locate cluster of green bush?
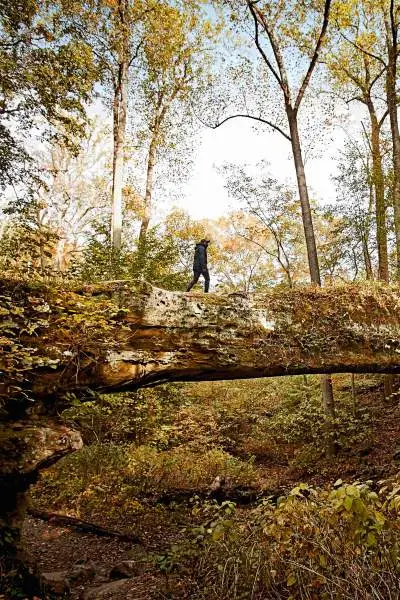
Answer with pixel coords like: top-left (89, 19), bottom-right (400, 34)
top-left (32, 374), bottom-right (387, 520)
top-left (156, 479), bottom-right (400, 599)
top-left (30, 373), bottom-right (400, 598)
top-left (61, 375), bottom-right (376, 462)
top-left (32, 443), bottom-right (258, 518)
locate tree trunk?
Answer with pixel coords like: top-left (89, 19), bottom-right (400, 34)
top-left (286, 106), bottom-right (336, 455)
top-left (286, 107), bottom-right (321, 286)
top-left (386, 43), bottom-right (400, 279)
top-left (0, 480), bottom-right (41, 597)
top-left (111, 56), bottom-right (128, 251)
top-left (367, 101), bottom-right (389, 282)
top-left (302, 374), bottom-right (311, 401)
top-left (321, 373), bottom-right (336, 457)
top-left (138, 131), bottom-right (158, 245)
top-left (362, 234), bottom-right (374, 280)
top-left (384, 373), bottom-right (394, 399)
top-left (367, 96), bottom-right (393, 395)
top-left (35, 208), bottom-right (47, 276)
top-left (351, 373), bottom-right (357, 417)
top-left (55, 237), bottom-right (66, 273)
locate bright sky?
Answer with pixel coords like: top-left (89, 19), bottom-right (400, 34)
top-left (86, 87), bottom-right (361, 225)
top-left (178, 113), bottom-right (351, 220)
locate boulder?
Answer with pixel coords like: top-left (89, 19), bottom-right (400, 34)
top-left (80, 579), bottom-right (130, 599)
top-left (69, 562), bottom-right (96, 584)
top-left (40, 571), bottom-right (70, 595)
top-left (109, 560), bottom-right (139, 579)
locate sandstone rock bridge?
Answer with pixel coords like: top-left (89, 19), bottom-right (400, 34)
top-left (3, 279), bottom-right (400, 400)
top-left (1, 279), bottom-right (400, 589)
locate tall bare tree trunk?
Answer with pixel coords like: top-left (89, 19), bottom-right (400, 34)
top-left (367, 102), bottom-right (389, 282)
top-left (287, 107), bottom-right (321, 285)
top-left (138, 97), bottom-right (173, 245)
top-left (321, 373), bottom-right (337, 456)
top-left (351, 373), bottom-right (357, 417)
top-left (381, 1), bottom-right (399, 398)
top-left (363, 180), bottom-right (375, 280)
top-left (111, 53), bottom-right (128, 251)
top-left (365, 110), bottom-right (392, 394)
top-left (387, 69), bottom-right (400, 278)
top-left (139, 133), bottom-right (158, 245)
top-left (362, 234), bottom-right (374, 280)
top-left (36, 208), bottom-right (47, 276)
top-left (55, 237), bottom-right (66, 272)
top-left (286, 106), bottom-right (336, 457)
top-left (383, 1), bottom-right (400, 279)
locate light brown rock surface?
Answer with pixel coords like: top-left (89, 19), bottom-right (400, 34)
top-left (2, 280), bottom-right (400, 404)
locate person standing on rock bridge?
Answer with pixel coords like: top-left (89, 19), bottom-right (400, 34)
top-left (186, 238), bottom-right (210, 293)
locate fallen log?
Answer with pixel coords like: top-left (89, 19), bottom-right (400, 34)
top-left (27, 507), bottom-right (140, 543)
top-left (139, 486), bottom-right (285, 506)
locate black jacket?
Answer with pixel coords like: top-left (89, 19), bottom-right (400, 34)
top-left (193, 242), bottom-right (208, 270)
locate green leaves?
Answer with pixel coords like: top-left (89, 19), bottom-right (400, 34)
top-left (0, 0), bottom-right (100, 192)
top-left (287, 572), bottom-right (297, 586)
top-left (328, 480), bottom-right (387, 549)
top-left (343, 495), bottom-right (353, 511)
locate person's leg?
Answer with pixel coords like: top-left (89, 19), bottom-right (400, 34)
top-left (203, 268), bottom-right (210, 293)
top-left (186, 270), bottom-right (201, 291)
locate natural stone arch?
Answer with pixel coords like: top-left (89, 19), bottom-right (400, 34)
top-left (1, 278), bottom-right (400, 593)
top-left (2, 280), bottom-right (400, 402)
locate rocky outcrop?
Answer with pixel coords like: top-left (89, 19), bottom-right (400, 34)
top-left (109, 560), bottom-right (140, 580)
top-left (40, 563), bottom-right (96, 596)
top-left (0, 420), bottom-right (82, 596)
top-left (0, 421), bottom-right (83, 477)
top-left (40, 571), bottom-right (71, 596)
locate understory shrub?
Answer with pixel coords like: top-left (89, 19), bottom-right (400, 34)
top-left (31, 443), bottom-right (129, 511)
top-left (157, 479), bottom-right (400, 600)
top-left (61, 384), bottom-right (188, 445)
top-left (257, 376), bottom-right (373, 467)
top-left (32, 444), bottom-right (258, 516)
top-left (61, 376), bottom-right (378, 466)
top-left (125, 446), bottom-right (259, 494)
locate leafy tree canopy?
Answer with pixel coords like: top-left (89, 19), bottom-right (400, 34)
top-left (0, 0), bottom-right (99, 193)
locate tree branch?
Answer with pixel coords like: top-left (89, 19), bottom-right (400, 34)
top-left (346, 95), bottom-right (364, 104)
top-left (390, 0), bottom-right (398, 49)
top-left (340, 31), bottom-right (387, 67)
top-left (295, 0), bottom-right (332, 111)
top-left (249, 2), bottom-right (290, 100)
top-left (246, 1), bottom-right (286, 95)
top-left (128, 39), bottom-right (144, 67)
top-left (379, 108), bottom-right (390, 129)
top-left (200, 112), bottom-right (291, 141)
top-left (361, 120), bottom-right (373, 155)
top-left (370, 65), bottom-right (387, 89)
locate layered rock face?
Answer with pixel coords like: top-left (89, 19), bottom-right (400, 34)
top-left (2, 280), bottom-right (400, 404)
top-left (0, 419), bottom-right (82, 594)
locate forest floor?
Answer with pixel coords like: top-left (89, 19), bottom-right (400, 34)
top-left (22, 379), bottom-right (400, 600)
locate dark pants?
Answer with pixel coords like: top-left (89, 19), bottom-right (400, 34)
top-left (186, 268), bottom-right (210, 292)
